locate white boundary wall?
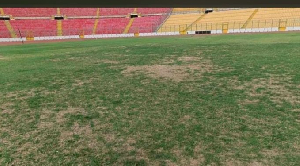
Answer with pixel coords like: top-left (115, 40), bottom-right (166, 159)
top-left (0, 27), bottom-right (299, 42)
top-left (0, 38), bottom-right (26, 42)
top-left (228, 27), bottom-right (279, 33)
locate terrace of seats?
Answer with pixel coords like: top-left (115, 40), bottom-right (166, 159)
top-left (1, 8), bottom-right (172, 17)
top-left (193, 8), bottom-right (255, 30)
top-left (95, 18), bottom-right (130, 34)
top-left (157, 13), bottom-right (203, 32)
top-left (62, 19), bottom-right (95, 35)
top-left (99, 8), bottom-right (135, 16)
top-left (129, 16), bottom-right (163, 33)
top-left (2, 8), bottom-right (300, 38)
top-left (158, 8), bottom-right (300, 32)
top-left (0, 7), bottom-right (171, 37)
top-left (10, 20), bottom-right (57, 37)
top-left (246, 8), bottom-right (300, 28)
top-left (60, 8), bottom-right (98, 17)
top-left (137, 8), bottom-right (171, 14)
top-left (0, 21), bottom-right (10, 38)
top-left (172, 8), bottom-right (203, 13)
top-left (3, 8), bottom-right (56, 17)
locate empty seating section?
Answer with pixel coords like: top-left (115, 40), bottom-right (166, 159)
top-left (194, 9), bottom-right (254, 30)
top-left (158, 13), bottom-right (203, 32)
top-left (100, 8), bottom-right (134, 16)
top-left (3, 8), bottom-right (300, 38)
top-left (60, 8), bottom-right (98, 16)
top-left (62, 19), bottom-right (95, 35)
top-left (0, 21), bottom-right (10, 38)
top-left (2, 8), bottom-right (172, 17)
top-left (10, 20), bottom-right (57, 37)
top-left (129, 16), bottom-right (163, 33)
top-left (137, 8), bottom-right (171, 14)
top-left (3, 8), bottom-right (56, 17)
top-left (172, 8), bottom-right (202, 13)
top-left (247, 8), bottom-right (300, 28)
top-left (96, 18), bottom-right (129, 34)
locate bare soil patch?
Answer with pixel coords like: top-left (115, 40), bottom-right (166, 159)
top-left (0, 102), bottom-right (14, 114)
top-left (171, 145), bottom-right (205, 166)
top-left (178, 56), bottom-right (202, 62)
top-left (241, 76), bottom-right (299, 106)
top-left (72, 77), bottom-right (98, 87)
top-left (56, 107), bottom-right (87, 123)
top-left (0, 56), bottom-right (7, 60)
top-left (122, 65), bottom-right (195, 82)
top-left (5, 89), bottom-right (36, 100)
top-left (122, 57), bottom-right (214, 82)
top-left (100, 60), bottom-right (120, 64)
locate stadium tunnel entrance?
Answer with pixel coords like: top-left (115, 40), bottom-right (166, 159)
top-left (195, 31), bottom-right (211, 34)
top-left (130, 14), bottom-right (139, 18)
top-left (0, 16), bottom-right (10, 20)
top-left (54, 16), bottom-right (64, 20)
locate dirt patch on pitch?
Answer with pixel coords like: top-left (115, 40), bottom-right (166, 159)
top-left (236, 75), bottom-right (300, 106)
top-left (122, 65), bottom-right (209, 82)
top-left (56, 107), bottom-right (87, 123)
top-left (171, 144), bottom-right (205, 166)
top-left (0, 56), bottom-right (7, 60)
top-left (100, 60), bottom-right (119, 64)
top-left (122, 58), bottom-right (214, 82)
top-left (178, 56), bottom-right (202, 62)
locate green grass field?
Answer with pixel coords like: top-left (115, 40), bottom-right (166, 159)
top-left (0, 33), bottom-right (300, 165)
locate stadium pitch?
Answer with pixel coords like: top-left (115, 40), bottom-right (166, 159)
top-left (0, 33), bottom-right (299, 165)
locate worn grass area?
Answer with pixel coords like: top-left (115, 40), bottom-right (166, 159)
top-left (0, 33), bottom-right (300, 165)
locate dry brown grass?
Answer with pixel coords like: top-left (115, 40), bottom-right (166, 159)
top-left (0, 102), bottom-right (14, 114)
top-left (56, 107), bottom-right (87, 123)
top-left (233, 75), bottom-right (300, 106)
top-left (0, 56), bottom-right (7, 60)
top-left (178, 56), bottom-right (202, 62)
top-left (100, 60), bottom-right (120, 64)
top-left (122, 64), bottom-right (212, 82)
top-left (122, 56), bottom-right (216, 82)
top-left (72, 77), bottom-right (99, 87)
top-left (170, 143), bottom-right (205, 166)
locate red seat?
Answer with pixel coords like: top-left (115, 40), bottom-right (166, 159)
top-left (10, 20), bottom-right (57, 37)
top-left (60, 8), bottom-right (98, 16)
top-left (129, 16), bottom-right (165, 33)
top-left (3, 8), bottom-right (56, 17)
top-left (137, 8), bottom-right (171, 14)
top-left (96, 18), bottom-right (130, 34)
top-left (0, 8), bottom-right (174, 38)
top-left (62, 19), bottom-right (95, 35)
top-left (99, 8), bottom-right (135, 16)
top-left (0, 21), bottom-right (11, 38)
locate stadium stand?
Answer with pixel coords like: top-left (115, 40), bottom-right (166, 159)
top-left (60, 8), bottom-right (98, 17)
top-left (3, 8), bottom-right (56, 17)
top-left (10, 20), bottom-right (57, 37)
top-left (62, 19), bottom-right (95, 35)
top-left (95, 18), bottom-right (130, 34)
top-left (2, 8), bottom-right (300, 40)
top-left (157, 13), bottom-right (203, 32)
top-left (99, 8), bottom-right (135, 16)
top-left (0, 21), bottom-right (11, 38)
top-left (137, 8), bottom-right (171, 14)
top-left (193, 8), bottom-right (255, 30)
top-left (172, 8), bottom-right (203, 13)
top-left (246, 8), bottom-right (300, 28)
top-left (129, 16), bottom-right (163, 33)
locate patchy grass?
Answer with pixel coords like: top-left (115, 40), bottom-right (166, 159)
top-left (0, 33), bottom-right (300, 165)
